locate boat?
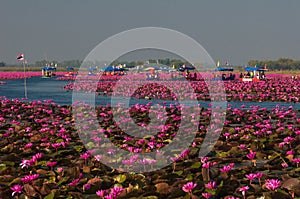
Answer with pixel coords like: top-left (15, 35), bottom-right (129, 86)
top-left (240, 67), bottom-right (267, 82)
top-left (42, 65), bottom-right (56, 78)
top-left (214, 67), bottom-right (235, 81)
top-left (64, 66), bottom-right (76, 77)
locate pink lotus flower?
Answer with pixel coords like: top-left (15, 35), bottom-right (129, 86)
top-left (94, 155), bottom-right (102, 162)
top-left (80, 152), bottom-right (91, 160)
top-left (69, 178), bottom-right (80, 187)
top-left (205, 181), bottom-right (216, 189)
top-left (20, 159), bottom-right (32, 169)
top-left (245, 173), bottom-right (256, 183)
top-left (47, 161), bottom-right (57, 167)
top-left (57, 167), bottom-right (64, 173)
top-left (292, 158), bottom-right (300, 167)
top-left (96, 189), bottom-right (107, 197)
top-left (281, 162), bottom-right (288, 168)
top-left (220, 163), bottom-right (234, 173)
top-left (21, 174), bottom-right (39, 183)
top-left (202, 192), bottom-right (212, 199)
top-left (182, 182), bottom-right (197, 194)
top-left (286, 150), bottom-right (294, 155)
top-left (238, 186), bottom-right (249, 199)
top-left (83, 183), bottom-right (91, 191)
top-left (265, 179), bottom-right (281, 191)
top-left (10, 184), bottom-right (23, 196)
top-left (24, 142), bottom-right (33, 149)
top-left (246, 150), bottom-right (256, 160)
top-left (110, 186), bottom-right (124, 197)
top-left (32, 153), bottom-right (43, 161)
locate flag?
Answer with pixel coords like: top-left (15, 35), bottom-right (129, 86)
top-left (225, 61), bottom-right (229, 66)
top-left (16, 53), bottom-right (24, 61)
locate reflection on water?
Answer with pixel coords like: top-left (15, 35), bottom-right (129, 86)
top-left (0, 76), bottom-right (299, 109)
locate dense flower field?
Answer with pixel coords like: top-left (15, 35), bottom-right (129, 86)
top-left (63, 76), bottom-right (300, 102)
top-left (0, 72), bottom-right (65, 80)
top-left (0, 98), bottom-right (299, 198)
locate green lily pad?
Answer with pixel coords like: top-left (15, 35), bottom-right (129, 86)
top-left (173, 170), bottom-right (183, 176)
top-left (44, 192), bottom-right (55, 199)
top-left (191, 162), bottom-right (201, 169)
top-left (0, 164), bottom-right (6, 171)
top-left (58, 177), bottom-right (69, 185)
top-left (3, 161), bottom-right (14, 166)
top-left (114, 174), bottom-right (126, 183)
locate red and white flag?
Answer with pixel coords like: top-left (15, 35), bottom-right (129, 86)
top-left (16, 53), bottom-right (24, 61)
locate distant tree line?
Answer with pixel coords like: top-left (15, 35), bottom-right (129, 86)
top-left (0, 62), bottom-right (6, 67)
top-left (34, 60), bottom-right (82, 68)
top-left (111, 58), bottom-right (189, 69)
top-left (5, 57), bottom-right (300, 71)
top-left (248, 58), bottom-right (300, 71)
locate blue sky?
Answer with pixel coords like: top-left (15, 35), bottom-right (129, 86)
top-left (1, 0), bottom-right (300, 65)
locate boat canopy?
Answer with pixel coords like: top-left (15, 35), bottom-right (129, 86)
top-left (244, 67), bottom-right (259, 71)
top-left (66, 66), bottom-right (74, 71)
top-left (42, 66), bottom-right (56, 71)
top-left (88, 67), bottom-right (97, 71)
top-left (245, 67), bottom-right (267, 72)
top-left (216, 67), bottom-right (234, 71)
top-left (178, 65), bottom-right (195, 72)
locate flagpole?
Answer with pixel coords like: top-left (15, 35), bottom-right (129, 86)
top-left (22, 58), bottom-right (27, 99)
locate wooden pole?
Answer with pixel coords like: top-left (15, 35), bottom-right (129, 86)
top-left (22, 58), bottom-right (27, 98)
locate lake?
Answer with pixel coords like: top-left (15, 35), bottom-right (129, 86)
top-left (0, 76), bottom-right (299, 109)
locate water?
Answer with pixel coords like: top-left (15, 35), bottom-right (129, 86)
top-left (0, 76), bottom-right (299, 109)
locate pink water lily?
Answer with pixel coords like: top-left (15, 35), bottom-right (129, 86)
top-left (10, 184), bottom-right (23, 196)
top-left (265, 179), bottom-right (281, 191)
top-left (238, 186), bottom-right (249, 199)
top-left (21, 174), bottom-right (39, 183)
top-left (182, 182), bottom-right (197, 194)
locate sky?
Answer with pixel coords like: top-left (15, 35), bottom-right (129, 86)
top-left (1, 0), bottom-right (300, 65)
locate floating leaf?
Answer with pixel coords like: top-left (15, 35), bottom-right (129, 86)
top-left (3, 161), bottom-right (14, 166)
top-left (114, 174), bottom-right (126, 183)
top-left (191, 162), bottom-right (201, 169)
top-left (217, 151), bottom-right (229, 157)
top-left (44, 192), bottom-right (54, 199)
top-left (185, 174), bottom-right (193, 181)
top-left (56, 139), bottom-right (64, 143)
top-left (58, 177), bottom-right (69, 185)
top-left (8, 177), bottom-right (20, 186)
top-left (0, 164), bottom-right (6, 171)
top-left (173, 170), bottom-right (183, 176)
top-left (86, 142), bottom-right (95, 149)
top-left (74, 145), bottom-right (84, 153)
top-left (47, 175), bottom-right (56, 183)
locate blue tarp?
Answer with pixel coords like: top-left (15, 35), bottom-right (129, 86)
top-left (88, 67), bottom-right (97, 71)
top-left (245, 67), bottom-right (267, 72)
top-left (104, 66), bottom-right (127, 72)
top-left (42, 67), bottom-right (56, 71)
top-left (104, 66), bottom-right (114, 72)
top-left (178, 65), bottom-right (195, 72)
top-left (67, 66), bottom-right (74, 71)
top-left (245, 67), bottom-right (259, 71)
top-left (216, 67), bottom-right (234, 71)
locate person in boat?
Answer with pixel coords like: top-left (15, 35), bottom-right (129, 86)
top-left (246, 71), bottom-right (250, 78)
top-left (261, 71), bottom-right (266, 80)
top-left (239, 73), bottom-right (243, 78)
top-left (193, 72), bottom-right (197, 81)
top-left (222, 74), bottom-right (226, 80)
